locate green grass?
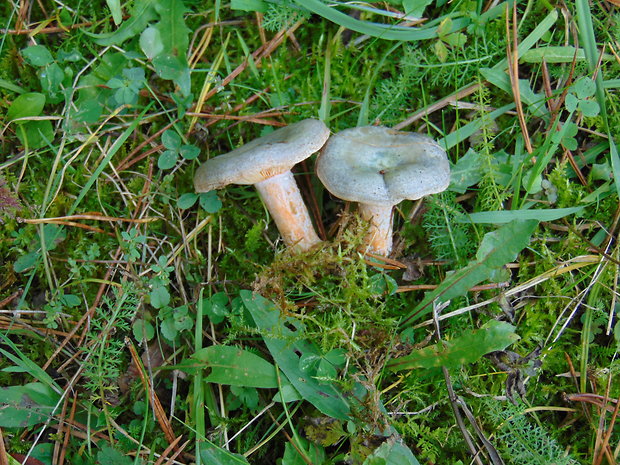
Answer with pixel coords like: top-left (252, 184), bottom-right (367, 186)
top-left (1, 0), bottom-right (620, 464)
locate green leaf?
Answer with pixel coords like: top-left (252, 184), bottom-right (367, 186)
top-left (231, 0), bottom-right (268, 12)
top-left (401, 220), bottom-right (538, 327)
top-left (177, 193), bottom-right (198, 209)
top-left (199, 443), bottom-right (250, 465)
top-left (294, 0), bottom-right (470, 41)
top-left (0, 383), bottom-right (61, 427)
top-left (105, 0), bottom-right (123, 25)
top-left (97, 445), bottom-right (133, 465)
top-left (160, 318), bottom-right (178, 341)
top-left (154, 0), bottom-right (190, 58)
top-left (162, 129), bottom-right (182, 151)
top-left (521, 46), bottom-right (586, 63)
top-left (21, 45), bottom-right (54, 67)
top-left (89, 0), bottom-right (158, 45)
top-left (480, 68), bottom-right (547, 118)
top-left (16, 120), bottom-right (55, 149)
top-left (140, 26), bottom-right (164, 60)
top-left (460, 206), bottom-right (584, 224)
top-left (241, 291), bottom-right (354, 420)
top-left (449, 149), bottom-right (484, 194)
top-left (282, 436), bottom-right (326, 465)
top-left (363, 438), bottom-right (421, 465)
top-left (13, 251), bottom-right (39, 273)
top-left (150, 286), bottom-right (170, 309)
top-left (180, 144), bottom-right (200, 160)
top-left (199, 191), bottom-right (222, 213)
top-left (133, 319), bottom-right (155, 341)
top-left (158, 150), bottom-right (178, 170)
top-left (193, 345), bottom-right (279, 388)
top-left (7, 92), bottom-right (45, 121)
top-left (0, 77), bottom-right (25, 93)
top-left (389, 321), bottom-right (519, 371)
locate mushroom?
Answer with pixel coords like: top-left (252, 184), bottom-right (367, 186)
top-left (316, 126), bottom-right (450, 256)
top-left (194, 119), bottom-right (329, 251)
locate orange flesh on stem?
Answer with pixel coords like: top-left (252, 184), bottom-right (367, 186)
top-left (255, 171), bottom-right (321, 251)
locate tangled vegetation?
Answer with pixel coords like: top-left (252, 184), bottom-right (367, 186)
top-left (1, 0), bottom-right (620, 464)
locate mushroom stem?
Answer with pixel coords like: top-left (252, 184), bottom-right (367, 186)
top-left (358, 203), bottom-right (394, 256)
top-left (254, 171), bottom-right (321, 251)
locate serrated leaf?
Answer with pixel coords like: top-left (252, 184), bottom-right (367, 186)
top-left (461, 206), bottom-right (584, 224)
top-left (241, 291), bottom-right (354, 420)
top-left (389, 320), bottom-right (519, 371)
top-left (158, 150), bottom-right (178, 170)
top-left (153, 0), bottom-right (191, 59)
top-left (21, 45), bottom-right (54, 67)
top-left (194, 345), bottom-right (279, 388)
top-left (401, 220), bottom-right (538, 327)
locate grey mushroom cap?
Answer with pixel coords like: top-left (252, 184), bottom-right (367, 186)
top-left (194, 119), bottom-right (329, 192)
top-left (316, 126), bottom-right (450, 206)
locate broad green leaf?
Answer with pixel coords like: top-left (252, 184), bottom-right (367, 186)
top-left (363, 439), bottom-right (421, 465)
top-left (389, 321), bottom-right (519, 371)
top-left (282, 436), bottom-right (326, 465)
top-left (15, 120), bottom-right (54, 149)
top-left (162, 129), bottom-right (181, 150)
top-left (521, 46), bottom-right (586, 63)
top-left (105, 0), bottom-right (123, 25)
top-left (231, 0), bottom-right (268, 12)
top-left (177, 193), bottom-right (198, 209)
top-left (158, 150), bottom-right (178, 170)
top-left (97, 445), bottom-right (133, 465)
top-left (0, 383), bottom-right (61, 427)
top-left (461, 206), bottom-right (584, 224)
top-left (449, 149), bottom-right (483, 193)
top-left (241, 291), bottom-right (354, 420)
top-left (150, 286), bottom-right (170, 309)
top-left (7, 92), bottom-right (45, 121)
top-left (89, 0), bottom-right (158, 45)
top-left (193, 345), bottom-right (279, 388)
top-left (154, 0), bottom-right (190, 59)
top-left (140, 26), bottom-right (164, 60)
top-left (133, 319), bottom-right (155, 341)
top-left (21, 45), bottom-right (54, 67)
top-left (199, 443), bottom-right (250, 465)
top-left (199, 191), bottom-right (222, 213)
top-left (13, 251), bottom-right (39, 273)
top-left (180, 144), bottom-right (200, 160)
top-left (401, 220), bottom-right (538, 327)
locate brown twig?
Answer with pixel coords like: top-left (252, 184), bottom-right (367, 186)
top-left (506, 2), bottom-right (533, 154)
